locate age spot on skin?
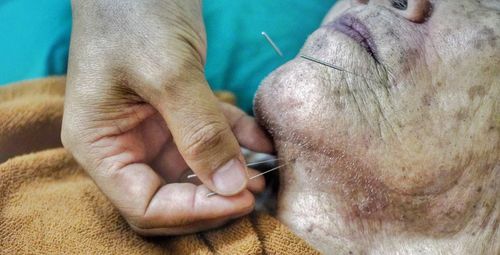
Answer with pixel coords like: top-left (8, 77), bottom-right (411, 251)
top-left (335, 101), bottom-right (346, 111)
top-left (473, 27), bottom-right (497, 50)
top-left (421, 93), bottom-right (433, 107)
top-left (306, 223), bottom-right (315, 233)
top-left (400, 48), bottom-right (420, 76)
top-left (455, 108), bottom-right (469, 122)
top-left (468, 85), bottom-right (487, 100)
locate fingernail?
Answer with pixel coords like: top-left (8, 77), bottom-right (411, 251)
top-left (212, 159), bottom-right (247, 195)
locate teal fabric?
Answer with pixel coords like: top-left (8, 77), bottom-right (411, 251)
top-left (0, 0), bottom-right (336, 113)
top-left (0, 0), bottom-right (72, 86)
top-left (203, 0), bottom-right (336, 112)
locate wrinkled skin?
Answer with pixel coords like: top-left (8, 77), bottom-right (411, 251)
top-left (63, 0), bottom-right (272, 236)
top-left (255, 0), bottom-right (499, 254)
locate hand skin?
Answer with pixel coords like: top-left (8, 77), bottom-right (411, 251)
top-left (62, 0), bottom-right (273, 235)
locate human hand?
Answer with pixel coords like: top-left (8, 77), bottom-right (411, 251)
top-left (62, 0), bottom-right (273, 235)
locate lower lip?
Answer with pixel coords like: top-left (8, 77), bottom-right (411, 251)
top-left (327, 15), bottom-right (378, 61)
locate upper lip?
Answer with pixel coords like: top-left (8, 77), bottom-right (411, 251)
top-left (326, 14), bottom-right (378, 61)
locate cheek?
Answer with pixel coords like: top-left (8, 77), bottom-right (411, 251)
top-left (365, 73), bottom-right (497, 196)
top-left (426, 1), bottom-right (500, 73)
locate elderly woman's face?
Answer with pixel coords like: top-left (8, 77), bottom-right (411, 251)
top-left (255, 0), bottom-right (498, 251)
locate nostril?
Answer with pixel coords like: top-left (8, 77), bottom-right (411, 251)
top-left (391, 0), bottom-right (408, 10)
top-left (391, 0), bottom-right (431, 23)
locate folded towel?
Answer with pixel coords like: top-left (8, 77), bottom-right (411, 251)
top-left (0, 77), bottom-right (319, 255)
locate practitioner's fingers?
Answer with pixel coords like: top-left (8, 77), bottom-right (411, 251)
top-left (177, 168), bottom-right (265, 194)
top-left (219, 103), bottom-right (274, 154)
top-left (96, 162), bottom-right (255, 236)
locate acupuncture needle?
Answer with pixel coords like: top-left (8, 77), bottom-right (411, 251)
top-left (261, 32), bottom-right (284, 57)
top-left (186, 158), bottom-right (283, 179)
top-left (261, 31), bottom-right (382, 83)
top-left (299, 55), bottom-right (382, 83)
top-left (198, 33), bottom-right (383, 198)
top-left (206, 163), bottom-right (287, 197)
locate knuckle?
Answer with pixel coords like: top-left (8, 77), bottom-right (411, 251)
top-left (138, 58), bottom-right (202, 88)
top-left (182, 121), bottom-right (229, 160)
top-left (132, 60), bottom-right (205, 105)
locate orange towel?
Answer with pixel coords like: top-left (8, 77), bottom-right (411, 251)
top-left (0, 77), bottom-right (319, 255)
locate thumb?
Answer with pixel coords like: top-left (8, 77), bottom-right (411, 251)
top-left (153, 75), bottom-right (248, 196)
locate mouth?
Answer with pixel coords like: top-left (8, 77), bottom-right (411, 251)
top-left (326, 14), bottom-right (378, 61)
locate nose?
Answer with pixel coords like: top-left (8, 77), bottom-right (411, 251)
top-left (352, 0), bottom-right (431, 23)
